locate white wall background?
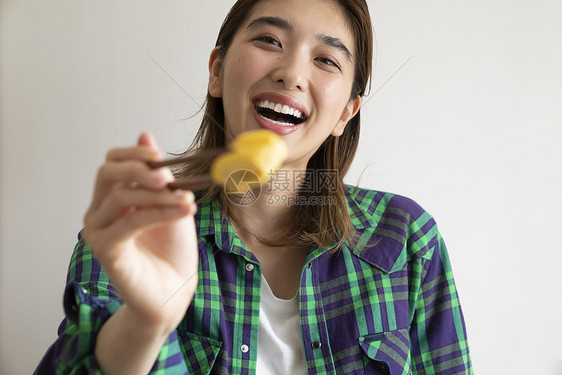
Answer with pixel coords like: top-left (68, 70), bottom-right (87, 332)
top-left (1, 0), bottom-right (561, 373)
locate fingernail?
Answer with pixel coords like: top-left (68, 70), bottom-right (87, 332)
top-left (150, 150), bottom-right (163, 160)
top-left (174, 189), bottom-right (194, 203)
top-left (174, 189), bottom-right (186, 198)
top-left (149, 170), bottom-right (165, 184)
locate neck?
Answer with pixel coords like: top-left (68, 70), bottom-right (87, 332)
top-left (225, 168), bottom-right (303, 242)
top-left (227, 191), bottom-right (298, 241)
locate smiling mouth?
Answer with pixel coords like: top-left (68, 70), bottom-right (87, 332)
top-left (255, 100), bottom-right (307, 126)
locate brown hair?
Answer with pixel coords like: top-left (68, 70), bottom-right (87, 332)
top-left (176, 0), bottom-right (373, 252)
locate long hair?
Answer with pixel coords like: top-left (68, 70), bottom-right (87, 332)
top-left (176, 0), bottom-right (373, 252)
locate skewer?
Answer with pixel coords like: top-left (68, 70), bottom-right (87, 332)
top-left (167, 175), bottom-right (215, 191)
top-left (146, 148), bottom-right (224, 169)
top-left (146, 148), bottom-right (223, 191)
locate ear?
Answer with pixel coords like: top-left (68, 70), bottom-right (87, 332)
top-left (332, 96), bottom-right (361, 137)
top-left (208, 46), bottom-right (223, 98)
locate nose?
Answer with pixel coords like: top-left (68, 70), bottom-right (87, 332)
top-left (271, 51), bottom-right (309, 91)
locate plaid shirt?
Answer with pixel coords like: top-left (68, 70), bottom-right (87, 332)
top-left (36, 186), bottom-right (472, 374)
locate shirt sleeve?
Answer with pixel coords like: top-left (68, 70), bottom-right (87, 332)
top-left (409, 232), bottom-right (473, 374)
top-left (35, 233), bottom-right (190, 374)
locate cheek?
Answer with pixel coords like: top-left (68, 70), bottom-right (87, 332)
top-left (223, 51), bottom-right (270, 92)
top-left (315, 77), bottom-right (353, 117)
top-left (221, 57), bottom-right (252, 113)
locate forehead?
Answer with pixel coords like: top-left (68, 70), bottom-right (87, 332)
top-left (243, 0), bottom-right (354, 44)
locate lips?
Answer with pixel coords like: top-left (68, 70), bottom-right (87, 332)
top-left (252, 93), bottom-right (308, 135)
top-left (255, 100), bottom-right (306, 125)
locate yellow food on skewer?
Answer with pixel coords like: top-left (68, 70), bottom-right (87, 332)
top-left (211, 130), bottom-right (287, 192)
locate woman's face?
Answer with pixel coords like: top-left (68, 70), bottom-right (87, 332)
top-left (209, 0), bottom-right (360, 169)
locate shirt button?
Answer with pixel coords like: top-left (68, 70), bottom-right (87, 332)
top-left (306, 262), bottom-right (312, 269)
top-left (80, 285), bottom-right (88, 294)
top-left (240, 344), bottom-right (249, 353)
top-left (312, 341), bottom-right (321, 349)
top-left (246, 263), bottom-right (254, 272)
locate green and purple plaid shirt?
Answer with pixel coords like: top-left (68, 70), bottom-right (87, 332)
top-left (37, 186), bottom-right (472, 374)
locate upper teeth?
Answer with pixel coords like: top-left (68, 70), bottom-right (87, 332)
top-left (256, 100), bottom-right (304, 119)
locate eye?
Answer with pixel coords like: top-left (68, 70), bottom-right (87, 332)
top-left (315, 57), bottom-right (342, 71)
top-left (253, 35), bottom-right (282, 48)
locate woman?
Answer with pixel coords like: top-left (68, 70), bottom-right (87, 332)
top-left (36, 0), bottom-right (472, 374)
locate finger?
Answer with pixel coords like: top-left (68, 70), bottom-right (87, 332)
top-left (103, 203), bottom-right (197, 245)
top-left (136, 132), bottom-right (175, 180)
top-left (138, 132), bottom-right (159, 150)
top-left (87, 188), bottom-right (195, 229)
top-left (106, 146), bottom-right (163, 163)
top-left (90, 161), bottom-right (173, 211)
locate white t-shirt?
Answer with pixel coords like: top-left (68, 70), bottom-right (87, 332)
top-left (256, 275), bottom-right (307, 375)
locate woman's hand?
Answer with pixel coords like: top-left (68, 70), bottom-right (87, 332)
top-left (82, 132), bottom-right (199, 332)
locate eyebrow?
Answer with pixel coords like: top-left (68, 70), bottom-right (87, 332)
top-left (247, 16), bottom-right (353, 63)
top-left (317, 33), bottom-right (352, 63)
top-left (247, 16), bottom-right (294, 32)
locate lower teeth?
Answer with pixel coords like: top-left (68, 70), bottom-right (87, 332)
top-left (260, 114), bottom-right (297, 126)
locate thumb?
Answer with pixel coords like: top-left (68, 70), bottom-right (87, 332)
top-left (138, 132), bottom-right (174, 180)
top-left (138, 132), bottom-right (159, 150)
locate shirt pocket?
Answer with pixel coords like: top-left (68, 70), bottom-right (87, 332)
top-left (177, 330), bottom-right (222, 375)
top-left (359, 328), bottom-right (411, 375)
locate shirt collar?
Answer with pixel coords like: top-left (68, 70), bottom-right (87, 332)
top-left (342, 186), bottom-right (400, 273)
top-left (195, 187), bottom-right (410, 273)
top-left (195, 196), bottom-right (255, 260)
top-left (344, 186), bottom-right (431, 274)
top-left (344, 186), bottom-right (380, 230)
